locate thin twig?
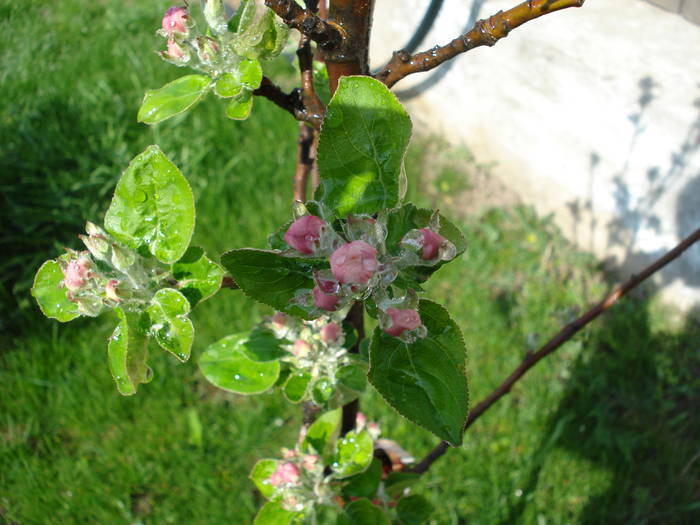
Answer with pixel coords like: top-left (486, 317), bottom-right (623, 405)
top-left (375, 0), bottom-right (585, 88)
top-left (293, 123), bottom-right (314, 202)
top-left (265, 0), bottom-right (343, 50)
top-left (341, 301), bottom-right (365, 435)
top-left (253, 77), bottom-right (322, 128)
top-left (408, 226), bottom-right (700, 474)
top-left (297, 34), bottom-right (326, 125)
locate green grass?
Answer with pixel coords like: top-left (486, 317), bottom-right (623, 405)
top-left (2, 1), bottom-right (700, 523)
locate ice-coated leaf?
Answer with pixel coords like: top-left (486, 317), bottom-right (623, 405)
top-left (249, 459), bottom-right (278, 499)
top-left (239, 58), bottom-right (263, 90)
top-left (396, 495), bottom-right (434, 525)
top-left (199, 333), bottom-right (280, 395)
top-left (107, 308), bottom-right (151, 396)
top-left (337, 499), bottom-right (389, 525)
top-left (342, 458), bottom-right (382, 499)
top-left (31, 260), bottom-right (79, 322)
top-left (368, 300), bottom-right (469, 446)
top-left (242, 326), bottom-right (289, 362)
top-left (137, 75), bottom-right (211, 124)
top-left (253, 501), bottom-right (300, 525)
top-left (220, 248), bottom-right (317, 319)
top-left (226, 90), bottom-right (253, 120)
top-left (171, 246), bottom-right (224, 308)
top-left (104, 145), bottom-right (195, 264)
top-left (214, 72), bottom-right (243, 98)
top-left (303, 408), bottom-right (341, 456)
top-left (228, 0), bottom-right (256, 33)
top-left (315, 76), bottom-right (412, 217)
top-left (284, 371), bottom-right (311, 403)
top-left (336, 362), bottom-right (367, 393)
top-left (146, 288), bottom-right (194, 362)
top-left (331, 430), bottom-right (373, 478)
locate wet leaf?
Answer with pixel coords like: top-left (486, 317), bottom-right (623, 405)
top-left (31, 259), bottom-right (79, 322)
top-left (332, 430), bottom-right (373, 478)
top-left (146, 288), bottom-right (194, 362)
top-left (138, 75), bottom-right (211, 124)
top-left (107, 308), bottom-right (150, 396)
top-left (171, 246), bottom-right (224, 308)
top-left (337, 499), bottom-right (389, 525)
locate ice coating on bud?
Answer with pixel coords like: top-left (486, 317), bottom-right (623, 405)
top-left (320, 322), bottom-right (341, 343)
top-left (284, 215), bottom-right (325, 255)
top-left (268, 462), bottom-right (300, 487)
top-left (313, 286), bottom-right (338, 311)
top-left (105, 280), bottom-right (121, 303)
top-left (161, 6), bottom-right (189, 36)
top-left (272, 312), bottom-right (288, 329)
top-left (419, 228), bottom-right (447, 260)
top-left (110, 243), bottom-right (135, 272)
top-left (203, 0), bottom-right (227, 34)
top-left (292, 340), bottom-right (311, 358)
top-left (63, 256), bottom-right (91, 292)
top-left (384, 308), bottom-right (422, 337)
top-left (196, 36), bottom-right (219, 64)
top-left (167, 39), bottom-right (185, 59)
top-left (330, 240), bottom-right (378, 285)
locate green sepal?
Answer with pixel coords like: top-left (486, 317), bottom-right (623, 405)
top-left (220, 248), bottom-right (319, 319)
top-left (171, 246), bottom-right (225, 308)
top-left (199, 333), bottom-right (281, 395)
top-left (107, 308), bottom-right (151, 396)
top-left (137, 75), bottom-right (211, 124)
top-left (315, 76), bottom-right (412, 217)
top-left (31, 259), bottom-right (80, 322)
top-left (368, 300), bottom-right (469, 446)
top-left (104, 145), bottom-right (195, 264)
top-left (331, 430), bottom-right (373, 479)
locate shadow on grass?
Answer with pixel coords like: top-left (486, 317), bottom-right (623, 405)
top-left (502, 300), bottom-right (700, 524)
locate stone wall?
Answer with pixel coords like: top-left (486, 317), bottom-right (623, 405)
top-left (646, 0), bottom-right (700, 24)
top-left (369, 0), bottom-right (700, 310)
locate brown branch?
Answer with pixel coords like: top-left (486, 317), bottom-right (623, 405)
top-left (293, 123), bottom-right (315, 202)
top-left (253, 77), bottom-right (322, 129)
top-left (265, 0), bottom-right (343, 50)
top-left (408, 225), bottom-right (700, 474)
top-left (341, 301), bottom-right (365, 435)
top-left (324, 0), bottom-right (375, 87)
top-left (375, 0), bottom-right (585, 88)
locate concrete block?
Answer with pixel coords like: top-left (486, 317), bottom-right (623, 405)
top-left (646, 0), bottom-right (683, 12)
top-left (682, 1), bottom-right (700, 24)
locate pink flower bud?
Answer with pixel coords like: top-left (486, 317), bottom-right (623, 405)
top-left (355, 412), bottom-right (366, 430)
top-left (271, 312), bottom-right (287, 329)
top-left (320, 322), bottom-right (341, 343)
top-left (105, 280), bottom-right (121, 303)
top-left (292, 340), bottom-right (311, 358)
top-left (313, 286), bottom-right (339, 311)
top-left (418, 228), bottom-right (447, 260)
top-left (167, 39), bottom-right (185, 59)
top-left (268, 462), bottom-right (300, 487)
top-left (330, 241), bottom-right (378, 285)
top-left (161, 6), bottom-right (188, 36)
top-left (282, 448), bottom-right (297, 459)
top-left (384, 308), bottom-right (422, 337)
top-left (63, 256), bottom-right (91, 292)
top-left (284, 215), bottom-right (325, 255)
top-left (301, 454), bottom-right (319, 472)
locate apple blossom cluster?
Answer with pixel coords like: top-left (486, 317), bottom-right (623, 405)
top-left (58, 222), bottom-right (167, 316)
top-left (157, 1), bottom-right (286, 75)
top-left (280, 210), bottom-right (456, 341)
top-left (261, 448), bottom-right (330, 513)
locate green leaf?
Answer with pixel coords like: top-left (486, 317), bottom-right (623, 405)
top-left (337, 499), bottom-right (389, 525)
top-left (284, 371), bottom-right (311, 403)
top-left (199, 333), bottom-right (281, 395)
top-left (138, 75), bottom-right (211, 124)
top-left (332, 430), bottom-right (373, 478)
top-left (342, 458), bottom-right (382, 499)
top-left (171, 246), bottom-right (225, 308)
top-left (31, 260), bottom-right (79, 322)
top-left (315, 76), bottom-right (412, 217)
top-left (384, 471), bottom-right (421, 498)
top-left (214, 72), bottom-right (243, 98)
top-left (239, 58), bottom-right (263, 90)
top-left (146, 288), bottom-right (194, 362)
top-left (242, 326), bottom-right (289, 362)
top-left (220, 248), bottom-right (317, 318)
top-left (303, 408), bottom-right (341, 456)
top-left (368, 300), bottom-right (469, 446)
top-left (336, 362), bottom-right (367, 393)
top-left (249, 459), bottom-right (278, 499)
top-left (228, 0), bottom-right (256, 33)
top-left (107, 308), bottom-right (151, 396)
top-left (396, 495), bottom-right (434, 525)
top-left (253, 501), bottom-right (300, 525)
top-left (311, 377), bottom-right (334, 405)
top-left (226, 90), bottom-right (253, 120)
top-left (104, 145), bottom-right (195, 264)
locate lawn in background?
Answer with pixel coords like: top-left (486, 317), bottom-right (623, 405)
top-left (2, 1), bottom-right (699, 523)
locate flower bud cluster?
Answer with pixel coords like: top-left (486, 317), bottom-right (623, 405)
top-left (268, 313), bottom-right (351, 397)
top-left (262, 447), bottom-right (331, 513)
top-left (59, 222), bottom-right (168, 316)
top-left (280, 208), bottom-right (456, 342)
